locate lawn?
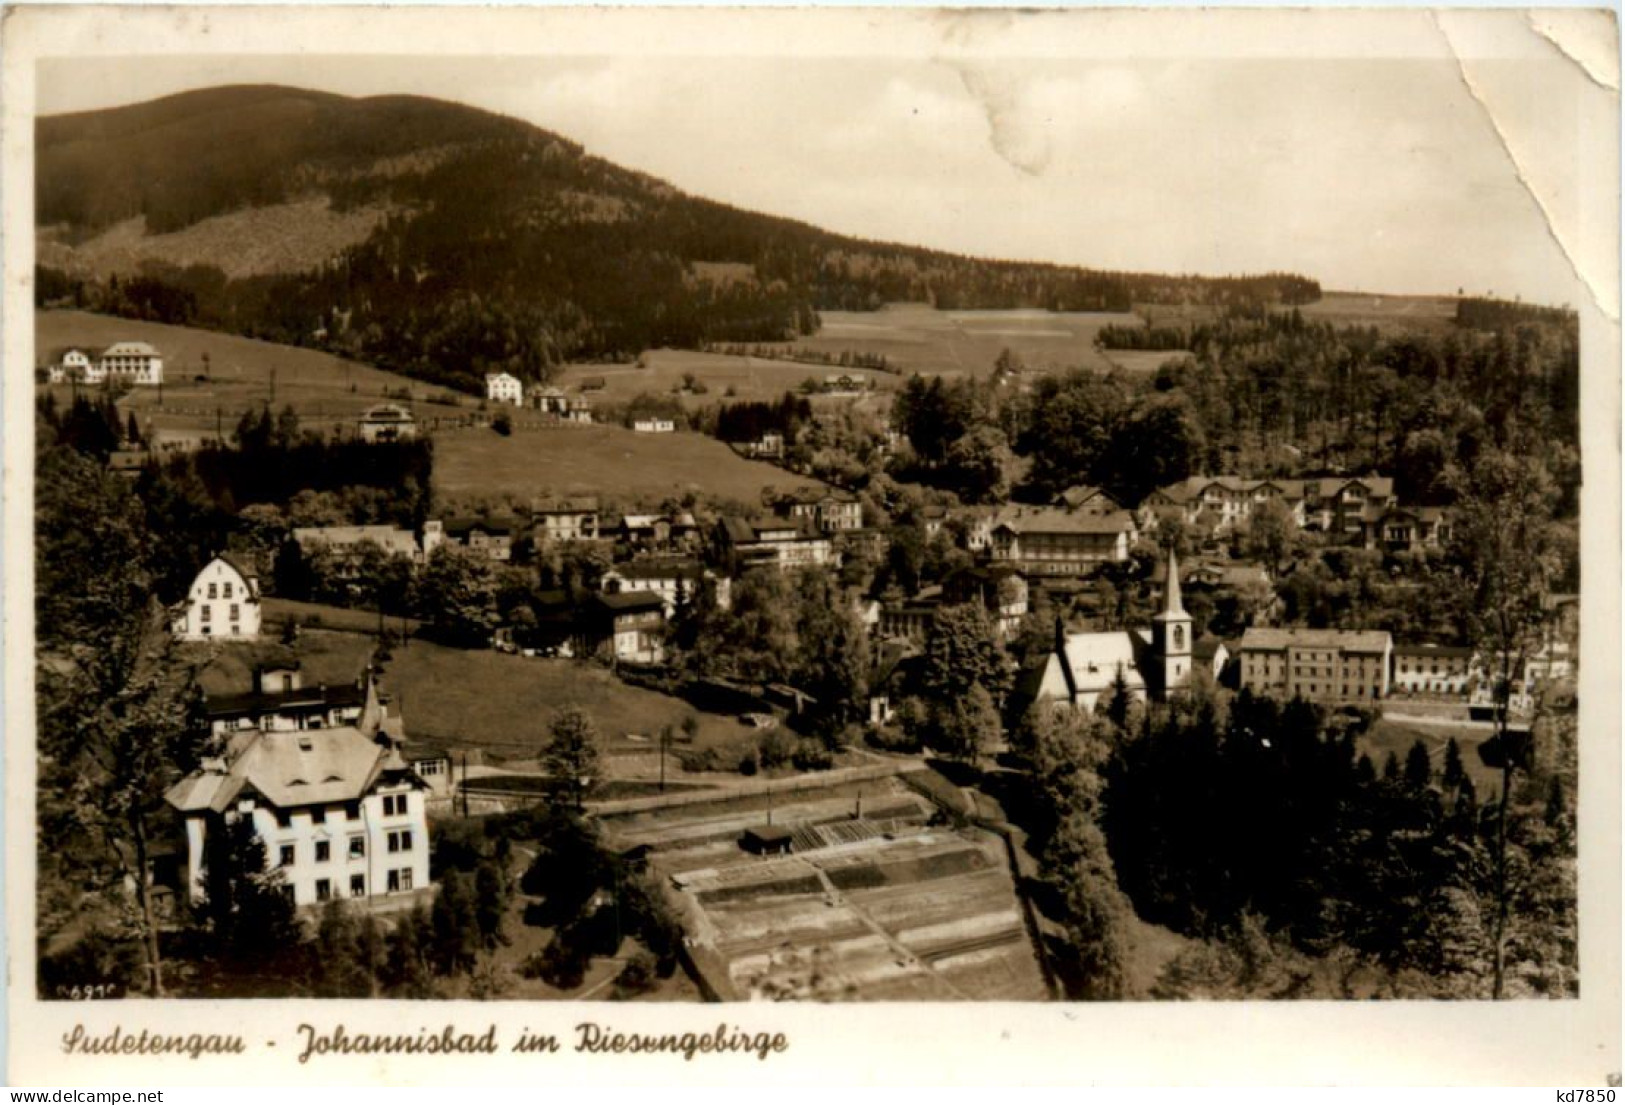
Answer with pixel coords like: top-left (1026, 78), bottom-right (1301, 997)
top-left (432, 422), bottom-right (821, 506)
top-left (36, 309), bottom-right (458, 438)
top-left (376, 640), bottom-right (752, 762)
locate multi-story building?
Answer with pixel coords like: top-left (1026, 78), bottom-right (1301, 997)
top-left (485, 372), bottom-right (524, 406)
top-left (1391, 643), bottom-right (1474, 696)
top-left (46, 348), bottom-right (96, 384)
top-left (717, 516), bottom-right (834, 571)
top-left (532, 496), bottom-right (601, 543)
top-left (632, 418), bottom-right (676, 434)
top-left (167, 724), bottom-right (431, 909)
top-left (1236, 627), bottom-right (1393, 703)
top-left (173, 555), bottom-right (262, 640)
top-left (775, 487), bottom-right (863, 533)
top-left (442, 517), bottom-right (517, 561)
top-left (601, 558), bottom-right (731, 617)
top-left (1361, 505), bottom-right (1455, 554)
top-left (581, 592), bottom-right (668, 664)
top-left (617, 511), bottom-right (700, 551)
top-left (98, 341), bottom-right (164, 386)
top-left (988, 507), bottom-right (1135, 577)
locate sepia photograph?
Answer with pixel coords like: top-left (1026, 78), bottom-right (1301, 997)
top-left (3, 3), bottom-right (1620, 1087)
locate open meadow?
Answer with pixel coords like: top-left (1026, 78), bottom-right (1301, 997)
top-left (796, 303), bottom-right (1138, 377)
top-left (432, 422), bottom-right (820, 506)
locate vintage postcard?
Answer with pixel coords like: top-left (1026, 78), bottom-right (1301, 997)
top-left (3, 4), bottom-right (1620, 1087)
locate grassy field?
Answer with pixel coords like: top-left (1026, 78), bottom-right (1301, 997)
top-left (432, 422), bottom-right (820, 506)
top-left (1295, 291), bottom-right (1459, 333)
top-left (35, 310), bottom-right (462, 438)
top-left (377, 640), bottom-right (754, 761)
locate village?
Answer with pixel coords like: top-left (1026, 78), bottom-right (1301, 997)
top-left (35, 298), bottom-right (1580, 1003)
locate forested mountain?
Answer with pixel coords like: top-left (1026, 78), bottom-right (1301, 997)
top-left (37, 85), bottom-right (1320, 392)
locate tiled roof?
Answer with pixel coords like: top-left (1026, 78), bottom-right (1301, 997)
top-left (204, 680), bottom-right (367, 719)
top-left (993, 507), bottom-right (1136, 536)
top-left (101, 341), bottom-right (160, 357)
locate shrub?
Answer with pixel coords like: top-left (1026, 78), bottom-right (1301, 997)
top-left (613, 951), bottom-right (657, 999)
top-left (738, 754), bottom-right (759, 777)
top-left (790, 739), bottom-right (834, 771)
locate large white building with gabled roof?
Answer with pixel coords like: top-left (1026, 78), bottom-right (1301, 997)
top-left (167, 721), bottom-right (432, 909)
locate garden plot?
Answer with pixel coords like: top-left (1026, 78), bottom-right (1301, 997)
top-left (631, 786), bottom-right (1048, 1001)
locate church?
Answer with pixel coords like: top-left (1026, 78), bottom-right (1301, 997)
top-left (1020, 547), bottom-right (1204, 713)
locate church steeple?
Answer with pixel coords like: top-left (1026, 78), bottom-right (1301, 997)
top-left (1159, 545), bottom-right (1187, 620)
top-left (1152, 543), bottom-right (1191, 698)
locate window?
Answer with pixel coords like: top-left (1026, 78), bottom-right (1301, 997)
top-left (316, 879), bottom-right (331, 902)
top-left (387, 869), bottom-right (400, 892)
top-left (223, 582), bottom-right (233, 599)
top-left (274, 809), bottom-right (291, 829)
top-left (399, 868), bottom-right (414, 891)
top-left (311, 807), bottom-right (326, 825)
top-left (279, 844), bottom-right (295, 867)
top-left (350, 875), bottom-right (366, 898)
top-left (388, 830), bottom-right (413, 853)
top-left (229, 604), bottom-right (240, 622)
top-left (345, 802), bottom-right (360, 821)
top-left (349, 835), bottom-right (365, 859)
top-left (208, 583), bottom-right (218, 599)
top-left (200, 605), bottom-right (211, 623)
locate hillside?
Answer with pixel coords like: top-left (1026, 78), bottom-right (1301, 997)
top-left (37, 85), bottom-right (1322, 394)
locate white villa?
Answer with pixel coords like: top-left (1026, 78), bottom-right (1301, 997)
top-left (485, 372), bottom-right (524, 406)
top-left (172, 555), bottom-right (261, 641)
top-left (47, 343), bottom-right (163, 386)
top-left (166, 723), bottom-right (432, 908)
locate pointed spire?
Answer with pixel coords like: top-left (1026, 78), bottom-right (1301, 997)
top-left (1159, 543), bottom-right (1187, 619)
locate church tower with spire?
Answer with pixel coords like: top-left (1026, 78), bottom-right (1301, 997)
top-left (1151, 544), bottom-right (1193, 698)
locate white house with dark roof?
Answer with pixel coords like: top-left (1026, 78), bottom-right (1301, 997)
top-left (532, 496), bottom-right (601, 542)
top-left (173, 555), bottom-right (261, 640)
top-left (357, 402), bottom-right (417, 443)
top-left (166, 724), bottom-right (431, 908)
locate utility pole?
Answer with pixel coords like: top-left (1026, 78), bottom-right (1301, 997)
top-left (658, 725), bottom-right (670, 794)
top-left (461, 752), bottom-right (469, 819)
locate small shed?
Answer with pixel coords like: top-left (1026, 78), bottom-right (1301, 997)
top-left (741, 824), bottom-right (794, 856)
